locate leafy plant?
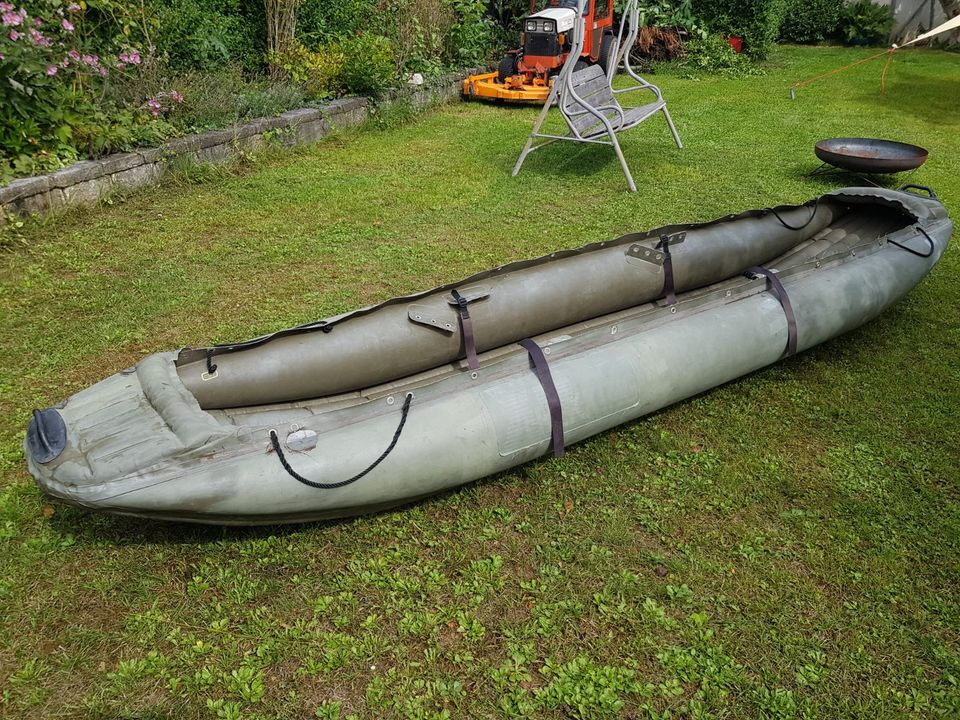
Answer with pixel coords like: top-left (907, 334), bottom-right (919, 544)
top-left (779, 0), bottom-right (841, 43)
top-left (334, 32), bottom-right (395, 95)
top-left (267, 39), bottom-right (344, 99)
top-left (672, 32), bottom-right (764, 76)
top-left (691, 0), bottom-right (786, 58)
top-left (837, 0), bottom-right (894, 45)
top-left (0, 1), bottom-right (175, 182)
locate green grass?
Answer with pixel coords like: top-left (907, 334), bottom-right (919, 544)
top-left (1, 45), bottom-right (959, 719)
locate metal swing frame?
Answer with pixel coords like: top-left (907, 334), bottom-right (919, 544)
top-left (511, 0), bottom-right (682, 192)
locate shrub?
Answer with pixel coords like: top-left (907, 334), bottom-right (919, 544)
top-left (674, 32), bottom-right (765, 76)
top-left (267, 40), bottom-right (344, 99)
top-left (335, 33), bottom-right (395, 95)
top-left (691, 0), bottom-right (786, 58)
top-left (837, 0), bottom-right (894, 45)
top-left (147, 0), bottom-right (262, 73)
top-left (779, 0), bottom-right (841, 43)
top-left (637, 0), bottom-right (706, 35)
top-left (298, 0), bottom-right (377, 46)
top-left (448, 0), bottom-right (496, 67)
top-left (0, 2), bottom-right (171, 182)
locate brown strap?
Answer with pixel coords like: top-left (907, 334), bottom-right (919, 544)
top-left (657, 234), bottom-right (677, 305)
top-left (519, 338), bottom-right (565, 458)
top-left (746, 266), bottom-right (797, 357)
top-left (451, 289), bottom-right (480, 371)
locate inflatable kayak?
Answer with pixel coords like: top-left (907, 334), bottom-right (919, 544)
top-left (25, 186), bottom-right (951, 525)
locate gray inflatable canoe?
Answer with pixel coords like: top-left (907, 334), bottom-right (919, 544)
top-left (25, 187), bottom-right (951, 525)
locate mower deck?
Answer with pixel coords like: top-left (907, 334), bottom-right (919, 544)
top-left (463, 71), bottom-right (552, 104)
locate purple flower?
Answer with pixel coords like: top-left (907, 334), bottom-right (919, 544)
top-left (32, 16), bottom-right (41, 26)
top-left (46, 64), bottom-right (57, 75)
top-left (0, 3), bottom-right (13, 12)
top-left (61, 18), bottom-right (73, 31)
top-left (2, 10), bottom-right (23, 26)
top-left (81, 53), bottom-right (98, 67)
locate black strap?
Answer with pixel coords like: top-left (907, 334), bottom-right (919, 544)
top-left (451, 289), bottom-right (480, 371)
top-left (746, 266), bottom-right (797, 357)
top-left (268, 393), bottom-right (413, 489)
top-left (657, 234), bottom-right (677, 305)
top-left (518, 338), bottom-right (565, 458)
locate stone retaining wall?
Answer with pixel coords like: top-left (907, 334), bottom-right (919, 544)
top-left (1, 68), bottom-right (478, 219)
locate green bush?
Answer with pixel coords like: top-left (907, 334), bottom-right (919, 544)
top-left (298, 0), bottom-right (378, 46)
top-left (147, 0), bottom-right (263, 72)
top-left (674, 33), bottom-right (765, 76)
top-left (779, 0), bottom-right (841, 43)
top-left (335, 33), bottom-right (396, 95)
top-left (448, 0), bottom-right (496, 67)
top-left (266, 40), bottom-right (344, 99)
top-left (837, 0), bottom-right (894, 45)
top-left (691, 0), bottom-right (786, 58)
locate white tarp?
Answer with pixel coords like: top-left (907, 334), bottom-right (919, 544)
top-left (899, 14), bottom-right (960, 45)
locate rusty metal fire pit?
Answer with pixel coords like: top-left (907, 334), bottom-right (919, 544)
top-left (811, 138), bottom-right (928, 185)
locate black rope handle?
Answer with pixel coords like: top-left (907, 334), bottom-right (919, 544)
top-left (766, 196), bottom-right (821, 232)
top-left (887, 226), bottom-right (935, 258)
top-left (205, 348), bottom-right (217, 375)
top-left (268, 393), bottom-right (414, 489)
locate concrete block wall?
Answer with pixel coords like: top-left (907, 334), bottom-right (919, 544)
top-left (1, 69), bottom-right (478, 220)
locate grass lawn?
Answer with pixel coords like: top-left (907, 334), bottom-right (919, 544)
top-left (1, 45), bottom-right (958, 719)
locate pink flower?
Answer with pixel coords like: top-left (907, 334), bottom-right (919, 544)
top-left (46, 64), bottom-right (57, 75)
top-left (81, 53), bottom-right (98, 67)
top-left (0, 3), bottom-right (13, 12)
top-left (32, 16), bottom-right (41, 26)
top-left (67, 2), bottom-right (81, 12)
top-left (170, 90), bottom-right (184, 103)
top-left (68, 49), bottom-right (79, 60)
top-left (2, 10), bottom-right (23, 26)
top-left (28, 27), bottom-right (51, 46)
top-left (60, 56), bottom-right (69, 67)
top-left (8, 29), bottom-right (19, 40)
top-left (98, 66), bottom-right (107, 77)
top-left (117, 61), bottom-right (125, 69)
top-left (61, 18), bottom-right (73, 31)
top-left (118, 50), bottom-right (141, 65)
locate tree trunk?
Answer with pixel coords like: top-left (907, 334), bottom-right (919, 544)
top-left (265, 0), bottom-right (299, 76)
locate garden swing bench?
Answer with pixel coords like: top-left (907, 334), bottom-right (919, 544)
top-left (512, 0), bottom-right (683, 192)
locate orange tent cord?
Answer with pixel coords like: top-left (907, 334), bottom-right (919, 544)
top-left (790, 48), bottom-right (896, 98)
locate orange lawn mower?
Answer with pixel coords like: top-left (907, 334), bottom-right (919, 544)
top-left (463, 0), bottom-right (617, 104)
